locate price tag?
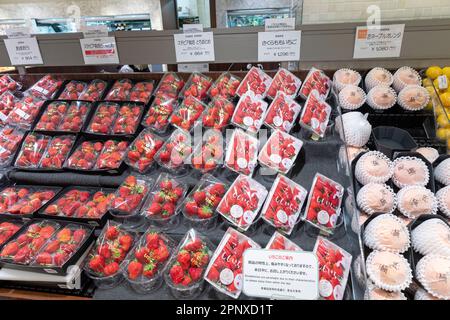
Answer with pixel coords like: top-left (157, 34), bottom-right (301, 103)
top-left (242, 249), bottom-right (319, 300)
top-left (173, 32), bottom-right (215, 63)
top-left (257, 31), bottom-right (301, 62)
top-left (4, 37), bottom-right (43, 65)
top-left (80, 37), bottom-right (120, 65)
top-left (183, 24), bottom-right (204, 33)
top-left (353, 24), bottom-right (405, 59)
top-left (6, 27), bottom-right (31, 39)
top-left (81, 25), bottom-right (108, 38)
top-left (438, 75), bottom-right (448, 90)
top-left (265, 18), bottom-right (295, 31)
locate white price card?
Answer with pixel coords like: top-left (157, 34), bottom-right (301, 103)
top-left (183, 24), bottom-right (204, 33)
top-left (242, 249), bottom-right (319, 300)
top-left (4, 37), bottom-right (43, 65)
top-left (265, 18), bottom-right (295, 31)
top-left (258, 31), bottom-right (301, 62)
top-left (81, 25), bottom-right (109, 38)
top-left (174, 32), bottom-right (215, 63)
top-left (6, 27), bottom-right (31, 39)
top-left (353, 24), bottom-right (405, 59)
top-left (80, 37), bottom-right (120, 65)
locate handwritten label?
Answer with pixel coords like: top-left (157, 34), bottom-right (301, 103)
top-left (258, 31), bottom-right (301, 62)
top-left (353, 24), bottom-right (405, 59)
top-left (80, 37), bottom-right (119, 64)
top-left (174, 32), bottom-right (215, 63)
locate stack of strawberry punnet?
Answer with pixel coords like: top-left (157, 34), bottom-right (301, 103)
top-left (267, 68), bottom-right (302, 100)
top-left (224, 129), bottom-right (259, 176)
top-left (264, 91), bottom-right (301, 133)
top-left (231, 92), bottom-right (268, 133)
top-left (7, 96), bottom-right (44, 129)
top-left (125, 128), bottom-right (164, 173)
top-left (299, 89), bottom-right (333, 138)
top-left (0, 186), bottom-right (58, 217)
top-left (236, 66), bottom-right (272, 99)
top-left (58, 81), bottom-right (86, 100)
top-left (0, 91), bottom-right (18, 125)
top-left (111, 175), bottom-right (152, 217)
top-left (27, 75), bottom-right (63, 100)
top-left (299, 67), bottom-right (331, 100)
top-left (0, 75), bottom-right (21, 95)
top-left (208, 72), bottom-right (241, 100)
top-left (79, 79), bottom-right (107, 101)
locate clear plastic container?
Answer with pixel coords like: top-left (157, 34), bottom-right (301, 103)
top-left (208, 72), bottom-right (241, 100)
top-left (267, 68), bottom-right (302, 100)
top-left (125, 128), bottom-right (164, 173)
top-left (14, 133), bottom-right (51, 169)
top-left (0, 186), bottom-right (59, 216)
top-left (0, 75), bottom-right (21, 94)
top-left (112, 103), bottom-right (143, 135)
top-left (261, 175), bottom-right (308, 235)
top-left (64, 140), bottom-right (103, 171)
top-left (299, 89), bottom-right (332, 138)
top-left (265, 231), bottom-right (302, 251)
top-left (264, 91), bottom-right (301, 133)
top-left (164, 228), bottom-right (213, 299)
top-left (129, 81), bottom-right (154, 104)
top-left (216, 174), bottom-right (268, 231)
top-left (110, 175), bottom-right (153, 217)
top-left (0, 126), bottom-right (25, 168)
top-left (0, 220), bottom-right (23, 247)
top-left (85, 102), bottom-right (119, 135)
top-left (0, 91), bottom-right (18, 125)
top-left (299, 67), bottom-right (331, 100)
top-left (35, 101), bottom-right (69, 131)
top-left (224, 129), bottom-right (259, 176)
top-left (79, 79), bottom-right (107, 101)
top-left (179, 72), bottom-right (213, 101)
top-left (231, 92), bottom-right (268, 133)
top-left (94, 140), bottom-right (129, 170)
top-left (41, 188), bottom-right (94, 217)
top-left (141, 96), bottom-right (177, 133)
top-left (39, 135), bottom-right (76, 169)
top-left (236, 67), bottom-right (272, 99)
top-left (190, 129), bottom-right (223, 173)
top-left (170, 96), bottom-right (207, 132)
top-left (105, 79), bottom-right (133, 101)
top-left (58, 80), bottom-right (87, 100)
top-left (153, 72), bottom-right (184, 100)
top-left (154, 129), bottom-right (192, 173)
top-left (56, 101), bottom-right (91, 132)
top-left (179, 174), bottom-right (226, 230)
top-left (7, 96), bottom-right (44, 129)
top-left (27, 75), bottom-right (63, 99)
top-left (202, 96), bottom-right (235, 130)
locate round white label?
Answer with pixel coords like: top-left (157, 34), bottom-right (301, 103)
top-left (243, 116), bottom-right (254, 127)
top-left (234, 273), bottom-right (243, 290)
top-left (310, 118), bottom-right (320, 130)
top-left (283, 121), bottom-right (292, 131)
top-left (269, 154), bottom-right (282, 164)
top-left (254, 119), bottom-right (262, 128)
top-left (237, 158), bottom-right (248, 169)
top-left (333, 284), bottom-right (343, 300)
top-left (276, 210), bottom-right (288, 224)
top-left (329, 214), bottom-right (337, 227)
top-left (288, 214), bottom-right (297, 228)
top-left (317, 210), bottom-right (330, 225)
top-left (281, 158), bottom-right (293, 169)
top-left (319, 279), bottom-right (333, 298)
top-left (230, 205), bottom-right (244, 219)
top-left (219, 268), bottom-right (234, 285)
top-left (243, 210), bottom-right (255, 224)
top-left (273, 116), bottom-right (283, 127)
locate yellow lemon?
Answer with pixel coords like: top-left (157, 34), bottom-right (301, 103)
top-left (437, 114), bottom-right (450, 128)
top-left (423, 78), bottom-right (433, 87)
top-left (426, 66), bottom-right (443, 80)
top-left (443, 67), bottom-right (450, 79)
top-left (439, 92), bottom-right (450, 108)
top-left (437, 128), bottom-right (450, 141)
top-left (424, 100), bottom-right (433, 111)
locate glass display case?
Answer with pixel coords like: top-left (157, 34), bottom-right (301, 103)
top-left (226, 8), bottom-right (292, 28)
top-left (83, 14), bottom-right (151, 31)
top-left (33, 18), bottom-right (76, 34)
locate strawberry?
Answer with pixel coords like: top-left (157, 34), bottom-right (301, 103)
top-left (193, 191), bottom-right (206, 205)
top-left (177, 250), bottom-right (191, 270)
top-left (188, 267), bottom-right (203, 281)
top-left (1, 241), bottom-right (19, 256)
top-left (103, 262), bottom-right (120, 276)
top-left (119, 234), bottom-right (133, 252)
top-left (181, 275), bottom-right (192, 286)
top-left (169, 264), bottom-right (184, 284)
top-left (207, 266), bottom-right (220, 282)
top-left (105, 226), bottom-right (119, 240)
top-left (128, 260), bottom-right (143, 280)
top-left (135, 247), bottom-right (150, 264)
top-left (143, 262), bottom-right (157, 278)
top-left (184, 239), bottom-right (203, 252)
top-left (185, 201), bottom-right (199, 216)
top-left (153, 244), bottom-right (169, 262)
top-left (145, 233), bottom-right (160, 250)
top-left (36, 252), bottom-right (53, 265)
top-left (88, 255), bottom-right (105, 273)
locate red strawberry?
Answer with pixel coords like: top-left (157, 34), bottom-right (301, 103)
top-left (128, 261), bottom-right (143, 280)
top-left (177, 250), bottom-right (191, 270)
top-left (103, 262), bottom-right (120, 276)
top-left (188, 267), bottom-right (203, 281)
top-left (169, 264), bottom-right (184, 284)
top-left (207, 266), bottom-right (220, 282)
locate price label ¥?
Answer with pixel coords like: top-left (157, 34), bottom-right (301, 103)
top-left (4, 37), bottom-right (43, 66)
top-left (174, 32), bottom-right (215, 63)
top-left (257, 31), bottom-right (301, 62)
top-left (353, 24), bottom-right (405, 59)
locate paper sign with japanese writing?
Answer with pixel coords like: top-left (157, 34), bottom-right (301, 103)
top-left (353, 24), bottom-right (405, 59)
top-left (242, 249), bottom-right (319, 300)
top-left (265, 18), bottom-right (295, 31)
top-left (174, 32), bottom-right (215, 62)
top-left (81, 25), bottom-right (109, 38)
top-left (4, 37), bottom-right (43, 65)
top-left (258, 31), bottom-right (301, 62)
top-left (80, 37), bottom-right (119, 64)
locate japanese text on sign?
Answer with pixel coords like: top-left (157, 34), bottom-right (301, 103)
top-left (4, 37), bottom-right (43, 65)
top-left (258, 31), bottom-right (301, 62)
top-left (79, 37), bottom-right (119, 65)
top-left (174, 32), bottom-right (215, 63)
top-left (242, 249), bottom-right (319, 300)
top-left (353, 24), bottom-right (405, 59)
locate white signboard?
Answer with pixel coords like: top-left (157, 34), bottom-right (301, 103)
top-left (174, 32), bottom-right (215, 63)
top-left (81, 25), bottom-right (109, 38)
top-left (6, 27), bottom-right (31, 39)
top-left (183, 24), bottom-right (204, 33)
top-left (80, 37), bottom-right (120, 64)
top-left (258, 31), bottom-right (301, 62)
top-left (265, 18), bottom-right (295, 31)
top-left (4, 37), bottom-right (43, 65)
top-left (353, 24), bottom-right (405, 59)
top-left (242, 249), bottom-right (319, 300)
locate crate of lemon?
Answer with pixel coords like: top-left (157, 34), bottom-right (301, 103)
top-left (424, 66), bottom-right (450, 153)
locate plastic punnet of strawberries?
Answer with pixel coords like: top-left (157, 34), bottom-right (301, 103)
top-left (179, 72), bottom-right (212, 101)
top-left (79, 79), bottom-right (107, 102)
top-left (57, 101), bottom-right (90, 132)
top-left (111, 175), bottom-right (152, 216)
top-left (216, 175), bottom-right (268, 231)
top-left (87, 102), bottom-right (119, 135)
top-left (165, 229), bottom-right (212, 294)
top-left (27, 75), bottom-right (63, 99)
top-left (0, 221), bottom-right (22, 246)
top-left (33, 224), bottom-right (90, 267)
top-left (105, 79), bottom-right (133, 101)
top-left (154, 72), bottom-right (185, 100)
top-left (236, 66), bottom-right (272, 99)
top-left (35, 101), bottom-right (68, 131)
top-left (224, 129), bottom-right (259, 176)
top-left (43, 189), bottom-right (92, 217)
top-left (265, 231), bottom-right (302, 251)
top-left (0, 220), bottom-right (60, 265)
top-left (191, 130), bottom-right (223, 173)
top-left (122, 230), bottom-right (173, 288)
top-left (112, 103), bottom-right (143, 135)
top-left (0, 186), bottom-right (58, 216)
top-left (14, 133), bottom-right (51, 169)
top-left (258, 130), bottom-right (303, 174)
top-left (84, 221), bottom-right (136, 279)
top-left (0, 126), bottom-right (25, 168)
top-left (231, 92), bottom-right (268, 133)
top-left (155, 129), bottom-right (192, 172)
top-left (142, 173), bottom-right (187, 222)
top-left (208, 72), bottom-right (241, 100)
top-left (142, 97), bottom-right (177, 133)
top-left (261, 175), bottom-right (308, 235)
top-left (299, 89), bottom-right (332, 138)
top-left (65, 141), bottom-right (103, 170)
top-left (58, 80), bottom-right (87, 100)
top-left (170, 96), bottom-right (206, 131)
top-left (40, 136), bottom-right (76, 169)
top-left (0, 91), bottom-right (18, 125)
top-left (202, 96), bottom-right (235, 130)
top-left (0, 75), bottom-right (21, 95)
top-left (7, 96), bottom-right (44, 129)
top-left (313, 236), bottom-right (352, 300)
top-left (204, 227), bottom-right (260, 298)
top-left (95, 140), bottom-right (129, 170)
top-left (299, 67), bottom-right (331, 100)
top-left (267, 68), bottom-right (302, 100)
top-left (129, 81), bottom-right (154, 104)
top-left (74, 190), bottom-right (115, 219)
top-left (125, 128), bottom-right (164, 173)
top-left (304, 173), bottom-right (344, 233)
top-left (264, 91), bottom-right (302, 133)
